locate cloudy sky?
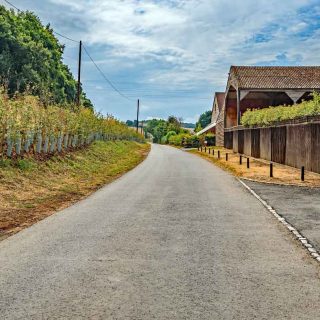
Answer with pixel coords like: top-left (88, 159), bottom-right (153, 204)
top-left (2, 0), bottom-right (320, 122)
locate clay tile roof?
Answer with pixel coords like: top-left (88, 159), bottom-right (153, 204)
top-left (230, 66), bottom-right (320, 90)
top-left (215, 92), bottom-right (225, 110)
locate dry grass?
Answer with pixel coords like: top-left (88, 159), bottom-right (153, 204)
top-left (0, 141), bottom-right (150, 239)
top-left (190, 146), bottom-right (320, 188)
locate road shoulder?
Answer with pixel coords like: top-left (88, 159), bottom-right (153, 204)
top-left (0, 141), bottom-right (150, 240)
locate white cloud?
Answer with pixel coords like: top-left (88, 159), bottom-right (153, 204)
top-left (14, 0), bottom-right (319, 120)
top-left (50, 0), bottom-right (317, 85)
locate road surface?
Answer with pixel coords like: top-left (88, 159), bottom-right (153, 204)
top-left (0, 144), bottom-right (319, 319)
top-left (245, 180), bottom-right (320, 253)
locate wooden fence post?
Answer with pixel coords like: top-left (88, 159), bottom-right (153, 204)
top-left (16, 135), bottom-right (22, 156)
top-left (43, 136), bottom-right (49, 154)
top-left (57, 134), bottom-right (63, 153)
top-left (24, 131), bottom-right (30, 153)
top-left (49, 135), bottom-right (56, 153)
top-left (6, 136), bottom-right (13, 158)
top-left (64, 134), bottom-right (69, 149)
top-left (36, 132), bottom-right (42, 153)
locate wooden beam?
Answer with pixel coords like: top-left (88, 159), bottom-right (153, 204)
top-left (285, 91), bottom-right (306, 104)
top-left (237, 89), bottom-right (241, 125)
top-left (240, 90), bottom-right (250, 101)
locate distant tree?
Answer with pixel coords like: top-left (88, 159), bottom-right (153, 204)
top-left (153, 121), bottom-right (168, 143)
top-left (144, 116), bottom-right (192, 143)
top-left (145, 119), bottom-right (167, 143)
top-left (126, 120), bottom-right (134, 127)
top-left (195, 110), bottom-right (211, 132)
top-left (167, 116), bottom-right (181, 133)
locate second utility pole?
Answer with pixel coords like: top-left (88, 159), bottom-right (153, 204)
top-left (77, 40), bottom-right (82, 107)
top-left (136, 99), bottom-right (140, 133)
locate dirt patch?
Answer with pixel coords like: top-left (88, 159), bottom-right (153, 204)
top-left (0, 141), bottom-right (150, 239)
top-left (190, 147), bottom-right (320, 188)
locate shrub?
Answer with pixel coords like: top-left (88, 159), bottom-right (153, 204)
top-left (0, 91), bottom-right (145, 157)
top-left (162, 131), bottom-right (177, 144)
top-left (241, 92), bottom-right (320, 127)
top-left (168, 133), bottom-right (199, 148)
top-left (203, 133), bottom-right (215, 146)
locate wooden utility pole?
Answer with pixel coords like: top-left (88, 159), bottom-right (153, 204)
top-left (77, 40), bottom-right (82, 107)
top-left (136, 99), bottom-right (140, 132)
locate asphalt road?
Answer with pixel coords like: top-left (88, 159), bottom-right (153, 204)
top-left (0, 144), bottom-right (319, 320)
top-left (244, 181), bottom-right (320, 253)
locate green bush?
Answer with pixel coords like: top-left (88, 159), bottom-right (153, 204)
top-left (161, 136), bottom-right (168, 144)
top-left (0, 92), bottom-right (145, 147)
top-left (241, 92), bottom-right (320, 127)
top-left (203, 133), bottom-right (215, 146)
top-left (168, 133), bottom-right (199, 148)
top-left (162, 131), bottom-right (177, 144)
top-left (187, 135), bottom-right (200, 148)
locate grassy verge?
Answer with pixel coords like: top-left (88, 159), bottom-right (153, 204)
top-left (0, 141), bottom-right (150, 239)
top-left (189, 147), bottom-right (320, 187)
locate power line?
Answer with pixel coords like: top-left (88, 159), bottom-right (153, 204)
top-left (82, 45), bottom-right (134, 101)
top-left (3, 0), bottom-right (19, 11)
top-left (2, 0), bottom-right (136, 103)
top-left (53, 31), bottom-right (78, 43)
top-left (2, 0), bottom-right (79, 43)
top-left (2, 0), bottom-right (210, 105)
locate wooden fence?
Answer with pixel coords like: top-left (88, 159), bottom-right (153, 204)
top-left (1, 131), bottom-right (141, 158)
top-left (224, 122), bottom-right (320, 173)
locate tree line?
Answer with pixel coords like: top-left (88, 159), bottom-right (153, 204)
top-left (0, 5), bottom-right (92, 108)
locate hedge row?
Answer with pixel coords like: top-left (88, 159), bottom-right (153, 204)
top-left (0, 93), bottom-right (144, 157)
top-left (241, 92), bottom-right (320, 127)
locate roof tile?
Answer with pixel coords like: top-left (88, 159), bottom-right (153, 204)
top-left (230, 66), bottom-right (320, 89)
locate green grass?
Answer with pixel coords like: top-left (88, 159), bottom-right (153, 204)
top-left (0, 141), bottom-right (150, 237)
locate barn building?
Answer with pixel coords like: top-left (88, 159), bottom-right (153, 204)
top-left (224, 66), bottom-right (320, 130)
top-left (196, 92), bottom-right (225, 141)
top-left (200, 66), bottom-right (320, 147)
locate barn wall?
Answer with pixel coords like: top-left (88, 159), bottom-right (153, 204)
top-left (271, 127), bottom-right (286, 164)
top-left (216, 106), bottom-right (225, 147)
top-left (216, 120), bottom-right (225, 146)
top-left (260, 128), bottom-right (271, 161)
top-left (243, 130), bottom-right (252, 156)
top-left (232, 130), bottom-right (238, 152)
top-left (238, 130), bottom-right (244, 154)
top-left (224, 122), bottom-right (320, 173)
top-left (224, 131), bottom-right (233, 149)
top-left (251, 129), bottom-right (260, 158)
top-left (311, 124), bottom-right (320, 173)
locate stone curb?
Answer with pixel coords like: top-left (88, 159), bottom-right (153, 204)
top-left (238, 178), bottom-right (320, 264)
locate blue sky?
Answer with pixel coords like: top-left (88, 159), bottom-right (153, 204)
top-left (2, 0), bottom-right (320, 122)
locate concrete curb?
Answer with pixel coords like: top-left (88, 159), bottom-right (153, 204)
top-left (238, 178), bottom-right (320, 264)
